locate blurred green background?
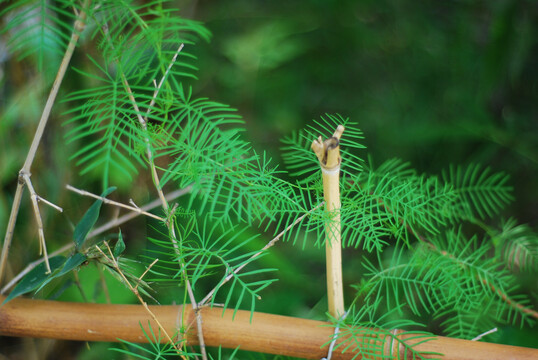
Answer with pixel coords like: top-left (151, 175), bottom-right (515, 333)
top-left (1, 0), bottom-right (537, 358)
top-left (182, 0), bottom-right (538, 224)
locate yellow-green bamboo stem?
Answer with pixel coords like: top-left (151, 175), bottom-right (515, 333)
top-left (312, 125), bottom-right (345, 318)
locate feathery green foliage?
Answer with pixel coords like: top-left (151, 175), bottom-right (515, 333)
top-left (1, 0), bottom-right (77, 71)
top-left (328, 301), bottom-right (441, 360)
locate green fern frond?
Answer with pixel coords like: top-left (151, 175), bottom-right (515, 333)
top-left (63, 64), bottom-right (146, 185)
top-left (329, 301), bottom-right (439, 360)
top-left (281, 113), bottom-right (365, 180)
top-left (63, 1), bottom-right (211, 187)
top-left (91, 3), bottom-right (205, 83)
top-left (1, 0), bottom-right (76, 71)
top-left (342, 167), bottom-right (456, 249)
top-left (443, 164), bottom-right (513, 219)
top-left (361, 227), bottom-right (535, 332)
top-left (361, 246), bottom-right (459, 316)
top-left (155, 94), bottom-right (303, 226)
top-left (433, 230), bottom-right (536, 328)
top-left (280, 129), bottom-right (320, 179)
top-left (436, 298), bottom-right (499, 340)
top-left (113, 322), bottom-right (192, 358)
top-left (493, 218), bottom-right (538, 272)
top-left (146, 215), bottom-right (277, 316)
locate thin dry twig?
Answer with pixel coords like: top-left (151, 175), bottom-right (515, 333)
top-left (0, 187), bottom-right (191, 295)
top-left (136, 258), bottom-right (159, 291)
top-left (145, 43), bottom-right (184, 122)
top-left (21, 172), bottom-right (51, 273)
top-left (0, 0), bottom-right (91, 286)
top-left (95, 243), bottom-right (187, 359)
top-left (66, 184), bottom-right (166, 222)
top-left (472, 328), bottom-right (498, 341)
top-left (114, 38), bottom-right (208, 359)
top-left (199, 202), bottom-right (324, 307)
top-left (36, 197), bottom-right (63, 213)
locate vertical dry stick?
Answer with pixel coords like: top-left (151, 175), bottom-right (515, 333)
top-left (311, 125), bottom-right (345, 318)
top-left (118, 47), bottom-right (209, 359)
top-left (21, 172), bottom-right (50, 271)
top-left (0, 0), bottom-right (91, 285)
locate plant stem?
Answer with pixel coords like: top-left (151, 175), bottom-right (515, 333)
top-left (117, 42), bottom-right (209, 359)
top-left (66, 184), bottom-right (166, 222)
top-left (0, 187), bottom-right (190, 295)
top-left (312, 125), bottom-right (345, 318)
top-left (199, 202), bottom-right (324, 307)
top-left (95, 244), bottom-right (186, 359)
top-left (21, 172), bottom-right (50, 273)
top-left (0, 0), bottom-right (90, 286)
top-left (3, 296), bottom-right (538, 360)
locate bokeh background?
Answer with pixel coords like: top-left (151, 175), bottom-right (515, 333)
top-left (183, 0), bottom-right (538, 224)
top-left (1, 0), bottom-right (537, 358)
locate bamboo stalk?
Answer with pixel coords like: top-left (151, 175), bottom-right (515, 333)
top-left (1, 296), bottom-right (537, 360)
top-left (312, 125), bottom-right (345, 318)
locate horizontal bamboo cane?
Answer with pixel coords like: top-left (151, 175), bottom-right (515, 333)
top-left (0, 296), bottom-right (536, 359)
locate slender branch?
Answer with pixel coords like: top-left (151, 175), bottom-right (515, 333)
top-left (136, 258), bottom-right (159, 291)
top-left (472, 328), bottom-right (497, 341)
top-left (95, 243), bottom-right (186, 359)
top-left (199, 202), bottom-right (324, 307)
top-left (114, 37), bottom-right (208, 359)
top-left (21, 172), bottom-right (51, 273)
top-left (0, 187), bottom-right (190, 295)
top-left (0, 0), bottom-right (91, 285)
top-left (36, 196), bottom-right (63, 213)
top-left (145, 43), bottom-right (185, 122)
top-left (66, 184), bottom-right (166, 222)
top-left (322, 311), bottom-right (349, 360)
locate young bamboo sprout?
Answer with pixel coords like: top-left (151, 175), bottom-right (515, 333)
top-left (311, 125), bottom-right (345, 318)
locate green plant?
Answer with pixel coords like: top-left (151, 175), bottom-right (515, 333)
top-left (1, 1), bottom-right (537, 359)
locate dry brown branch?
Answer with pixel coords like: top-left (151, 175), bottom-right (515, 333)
top-left (0, 187), bottom-right (190, 295)
top-left (0, 0), bottom-right (91, 286)
top-left (1, 296), bottom-right (537, 360)
top-left (113, 36), bottom-right (208, 359)
top-left (66, 184), bottom-right (166, 222)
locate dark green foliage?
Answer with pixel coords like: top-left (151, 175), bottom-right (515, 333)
top-left (0, 0), bottom-right (78, 72)
top-left (493, 218), bottom-right (538, 272)
top-left (2, 256), bottom-right (66, 305)
top-left (73, 187), bottom-right (116, 250)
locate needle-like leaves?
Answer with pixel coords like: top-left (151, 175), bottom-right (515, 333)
top-left (1, 0), bottom-right (77, 71)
